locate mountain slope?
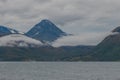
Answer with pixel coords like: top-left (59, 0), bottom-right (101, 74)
top-left (26, 19), bottom-right (67, 42)
top-left (0, 26), bottom-right (19, 36)
top-left (0, 34), bottom-right (44, 47)
top-left (59, 45), bottom-right (95, 61)
top-left (90, 26), bottom-right (120, 61)
top-left (0, 46), bottom-right (95, 61)
top-left (0, 47), bottom-right (62, 61)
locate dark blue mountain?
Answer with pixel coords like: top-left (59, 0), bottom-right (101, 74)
top-left (0, 26), bottom-right (19, 37)
top-left (26, 19), bottom-right (67, 42)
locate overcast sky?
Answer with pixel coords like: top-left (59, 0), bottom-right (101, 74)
top-left (0, 0), bottom-right (120, 46)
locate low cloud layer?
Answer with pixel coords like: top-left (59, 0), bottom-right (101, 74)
top-left (0, 0), bottom-right (120, 45)
top-left (52, 32), bottom-right (110, 47)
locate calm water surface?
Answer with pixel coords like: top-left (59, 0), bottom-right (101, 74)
top-left (0, 62), bottom-right (120, 80)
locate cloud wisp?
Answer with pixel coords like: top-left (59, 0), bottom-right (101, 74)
top-left (52, 32), bottom-right (110, 47)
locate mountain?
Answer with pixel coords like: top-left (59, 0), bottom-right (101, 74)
top-left (0, 34), bottom-right (44, 47)
top-left (26, 19), bottom-right (67, 43)
top-left (0, 26), bottom-right (19, 37)
top-left (89, 26), bottom-right (120, 61)
top-left (2, 20), bottom-right (120, 61)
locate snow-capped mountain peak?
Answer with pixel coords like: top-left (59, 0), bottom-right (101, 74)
top-left (26, 19), bottom-right (67, 42)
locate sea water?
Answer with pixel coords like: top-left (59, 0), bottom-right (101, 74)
top-left (0, 62), bottom-right (120, 80)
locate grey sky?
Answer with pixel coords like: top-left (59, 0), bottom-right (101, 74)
top-left (0, 0), bottom-right (120, 46)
